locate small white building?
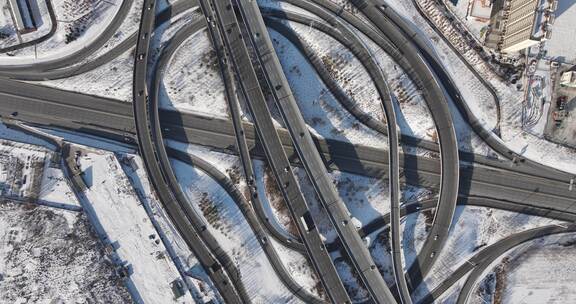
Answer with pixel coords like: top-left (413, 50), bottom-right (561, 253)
top-left (560, 71), bottom-right (576, 88)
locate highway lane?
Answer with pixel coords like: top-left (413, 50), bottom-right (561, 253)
top-left (373, 0), bottom-right (575, 182)
top-left (0, 0), bottom-right (134, 75)
top-left (1, 81), bottom-right (576, 215)
top-left (199, 0), bottom-right (303, 252)
top-left (205, 0), bottom-right (351, 302)
top-left (0, 0), bottom-right (57, 53)
top-left (166, 148), bottom-right (325, 303)
top-left (132, 1), bottom-right (246, 302)
top-left (418, 224), bottom-right (576, 304)
top-left (160, 5), bottom-right (321, 303)
top-left (409, 0), bottom-right (502, 133)
top-left (264, 11), bottom-right (412, 303)
top-left (237, 1), bottom-right (396, 302)
top-left (350, 0), bottom-right (460, 290)
top-left (324, 196), bottom-right (576, 251)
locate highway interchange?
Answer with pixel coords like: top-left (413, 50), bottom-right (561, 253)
top-left (1, 0), bottom-right (575, 303)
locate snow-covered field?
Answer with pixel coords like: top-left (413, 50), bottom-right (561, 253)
top-left (470, 232), bottom-right (576, 304)
top-left (409, 205), bottom-right (566, 302)
top-left (386, 0), bottom-right (576, 173)
top-left (171, 158), bottom-right (304, 303)
top-left (0, 0), bottom-right (123, 62)
top-left (75, 148), bottom-right (194, 303)
top-left (38, 166), bottom-right (81, 209)
top-left (161, 27), bottom-right (228, 117)
top-left (119, 152), bottom-right (220, 303)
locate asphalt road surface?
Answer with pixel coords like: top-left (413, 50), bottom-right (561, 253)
top-left (132, 1), bottom-right (246, 302)
top-left (1, 80), bottom-right (574, 216)
top-left (236, 0), bottom-right (397, 302)
top-left (204, 0), bottom-right (350, 302)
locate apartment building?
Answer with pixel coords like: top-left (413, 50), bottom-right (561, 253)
top-left (485, 0), bottom-right (557, 53)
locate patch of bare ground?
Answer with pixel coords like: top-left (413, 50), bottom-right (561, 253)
top-left (226, 165), bottom-right (241, 186)
top-left (391, 80), bottom-right (418, 105)
top-left (422, 209), bottom-right (435, 232)
top-left (335, 257), bottom-right (369, 302)
top-left (198, 192), bottom-right (232, 237)
top-left (477, 257), bottom-right (509, 304)
top-left (263, 165), bottom-right (298, 236)
top-left (492, 257), bottom-right (510, 304)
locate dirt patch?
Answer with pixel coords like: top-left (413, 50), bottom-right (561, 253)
top-left (476, 257), bottom-right (510, 304)
top-left (492, 257), bottom-right (510, 304)
top-left (198, 192), bottom-right (232, 237)
top-left (422, 209), bottom-right (435, 232)
top-left (226, 165), bottom-right (241, 186)
top-left (263, 166), bottom-right (298, 236)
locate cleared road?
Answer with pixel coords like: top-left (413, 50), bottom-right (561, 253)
top-left (204, 0), bottom-right (350, 302)
top-left (264, 11), bottom-right (411, 303)
top-left (132, 1), bottom-right (246, 302)
top-left (351, 0), bottom-right (460, 290)
top-left (199, 0), bottom-right (303, 252)
top-left (418, 224), bottom-right (576, 304)
top-left (237, 1), bottom-right (397, 302)
top-left (1, 81), bottom-right (575, 215)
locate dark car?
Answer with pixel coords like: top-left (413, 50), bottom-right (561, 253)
top-left (557, 96), bottom-right (567, 109)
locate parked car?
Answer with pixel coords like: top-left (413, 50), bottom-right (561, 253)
top-left (557, 96), bottom-right (567, 109)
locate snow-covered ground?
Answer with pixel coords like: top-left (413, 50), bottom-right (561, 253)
top-left (0, 202), bottom-right (132, 303)
top-left (469, 232), bottom-right (576, 304)
top-left (38, 166), bottom-right (81, 209)
top-left (0, 0), bottom-right (124, 62)
top-left (171, 158), bottom-right (304, 303)
top-left (386, 0), bottom-right (576, 173)
top-left (160, 27), bottom-right (228, 117)
top-left (76, 149), bottom-right (194, 303)
top-left (444, 0), bottom-right (491, 39)
top-left (523, 60), bottom-right (552, 137)
top-left (38, 1), bottom-right (201, 102)
top-left (409, 205), bottom-right (566, 302)
top-left (271, 23), bottom-right (388, 147)
top-left (0, 0), bottom-right (54, 49)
